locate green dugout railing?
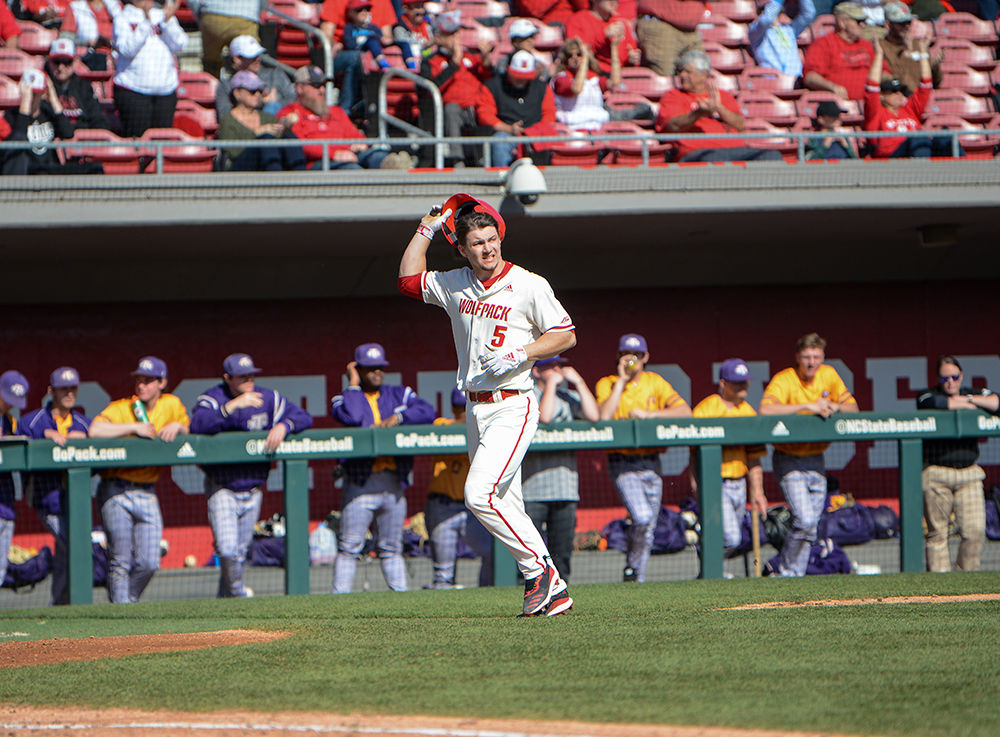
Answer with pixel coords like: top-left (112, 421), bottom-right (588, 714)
top-left (1, 409), bottom-right (994, 604)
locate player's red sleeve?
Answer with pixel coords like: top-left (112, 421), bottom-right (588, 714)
top-left (397, 273), bottom-right (424, 299)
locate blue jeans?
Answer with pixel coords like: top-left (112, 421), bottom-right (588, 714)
top-left (490, 131), bottom-right (519, 167)
top-left (334, 49), bottom-right (362, 115)
top-left (890, 135), bottom-right (965, 158)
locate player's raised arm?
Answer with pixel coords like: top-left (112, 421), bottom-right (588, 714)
top-left (399, 205), bottom-right (452, 278)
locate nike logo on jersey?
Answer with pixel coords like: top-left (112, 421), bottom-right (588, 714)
top-left (458, 299), bottom-right (512, 321)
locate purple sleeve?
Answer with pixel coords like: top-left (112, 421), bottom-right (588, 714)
top-left (400, 387), bottom-right (435, 425)
top-left (331, 387), bottom-right (373, 427)
top-left (190, 390), bottom-right (229, 435)
top-left (274, 391), bottom-right (313, 433)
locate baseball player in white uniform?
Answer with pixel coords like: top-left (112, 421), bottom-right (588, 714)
top-left (398, 193), bottom-right (577, 617)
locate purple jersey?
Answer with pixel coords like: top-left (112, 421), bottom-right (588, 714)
top-left (191, 383), bottom-right (313, 492)
top-left (0, 413), bottom-right (15, 520)
top-left (20, 404), bottom-right (91, 516)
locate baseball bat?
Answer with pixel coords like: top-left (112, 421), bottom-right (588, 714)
top-left (751, 505), bottom-right (761, 577)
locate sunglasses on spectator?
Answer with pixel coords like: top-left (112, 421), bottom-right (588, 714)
top-left (939, 374), bottom-right (961, 383)
top-left (308, 82), bottom-right (325, 88)
top-left (51, 58), bottom-right (73, 66)
top-left (567, 51), bottom-right (583, 57)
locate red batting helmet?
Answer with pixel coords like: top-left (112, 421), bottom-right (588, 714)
top-left (440, 193), bottom-right (506, 248)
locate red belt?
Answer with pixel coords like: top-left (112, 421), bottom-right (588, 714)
top-left (467, 389), bottom-right (521, 404)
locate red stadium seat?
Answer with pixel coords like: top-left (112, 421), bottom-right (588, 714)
top-left (703, 41), bottom-right (747, 74)
top-left (140, 128), bottom-right (217, 172)
top-left (619, 67), bottom-right (673, 100)
top-left (16, 21), bottom-right (58, 56)
top-left (175, 99), bottom-right (219, 134)
top-left (697, 17), bottom-right (750, 47)
top-left (174, 0), bottom-right (198, 28)
top-left (454, 0), bottom-right (508, 22)
top-left (806, 14), bottom-right (836, 43)
top-left (737, 90), bottom-right (799, 125)
top-left (64, 129), bottom-right (143, 174)
top-left (177, 71), bottom-right (219, 107)
top-left (924, 89), bottom-right (993, 123)
top-left (497, 18), bottom-right (564, 50)
top-left (933, 12), bottom-right (998, 45)
top-left (604, 91), bottom-right (658, 127)
top-left (933, 38), bottom-right (996, 71)
top-left (459, 23), bottom-right (499, 53)
top-left (922, 114), bottom-right (999, 158)
top-left (939, 63), bottom-right (992, 95)
top-left (742, 117), bottom-right (802, 162)
top-left (0, 48), bottom-right (44, 80)
top-left (711, 71), bottom-right (740, 93)
top-left (260, 0), bottom-right (322, 69)
top-left (709, 0), bottom-right (756, 22)
top-left (738, 66), bottom-right (800, 98)
top-left (0, 74), bottom-right (19, 108)
top-left (261, 0), bottom-right (322, 25)
top-left (796, 91), bottom-right (863, 125)
top-left (532, 124), bottom-right (603, 166)
top-left (597, 121), bottom-right (674, 163)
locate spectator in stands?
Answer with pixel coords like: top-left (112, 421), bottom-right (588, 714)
top-left (20, 368), bottom-right (89, 606)
top-left (186, 0), bottom-right (263, 78)
top-left (0, 1), bottom-right (21, 48)
top-left (917, 355), bottom-right (997, 572)
top-left (20, 0), bottom-right (70, 28)
top-left (513, 0), bottom-right (588, 28)
top-left (493, 19), bottom-right (551, 82)
top-left (863, 38), bottom-right (955, 158)
top-left (89, 356), bottom-right (190, 604)
top-left (0, 70), bottom-right (103, 174)
top-left (342, 0), bottom-right (398, 71)
top-left (805, 99), bottom-right (858, 158)
top-left (552, 39), bottom-right (614, 130)
top-left (523, 355), bottom-right (599, 582)
top-left (46, 38), bottom-right (110, 131)
top-left (595, 333), bottom-right (691, 583)
top-left (191, 353), bottom-right (313, 598)
top-left (879, 1), bottom-right (942, 92)
top-left (392, 0), bottom-right (433, 73)
top-left (634, 0), bottom-right (706, 78)
top-left (476, 49), bottom-right (557, 167)
top-left (566, 0), bottom-right (640, 76)
top-left (60, 0), bottom-right (122, 66)
top-left (759, 333), bottom-right (857, 577)
top-left (420, 10), bottom-right (489, 167)
top-left (0, 371), bottom-right (29, 592)
top-left (329, 342), bottom-right (435, 594)
top-left (690, 359), bottom-right (768, 558)
top-left (112, 0), bottom-right (187, 138)
top-left (216, 35), bottom-right (296, 118)
top-left (320, 0), bottom-right (397, 114)
top-left (802, 1), bottom-right (882, 101)
top-left (748, 0), bottom-right (816, 79)
top-left (217, 70), bottom-right (305, 170)
top-left (654, 49), bottom-right (783, 162)
top-left (277, 65), bottom-right (414, 168)
top-left (423, 388), bottom-right (493, 589)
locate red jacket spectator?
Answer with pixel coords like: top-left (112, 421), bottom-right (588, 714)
top-left (513, 0), bottom-right (590, 27)
top-left (566, 3), bottom-right (639, 75)
top-left (0, 2), bottom-right (22, 48)
top-left (655, 86), bottom-right (745, 160)
top-left (423, 51), bottom-right (489, 107)
top-left (277, 100), bottom-right (365, 163)
top-left (321, 0), bottom-right (397, 42)
top-left (636, 0), bottom-right (705, 30)
top-left (863, 77), bottom-right (931, 157)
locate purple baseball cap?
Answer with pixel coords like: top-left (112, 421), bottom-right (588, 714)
top-left (50, 366), bottom-right (80, 388)
top-left (355, 343), bottom-right (389, 368)
top-left (223, 353), bottom-right (263, 376)
top-left (618, 333), bottom-right (648, 354)
top-left (720, 358), bottom-right (751, 383)
top-left (0, 370), bottom-right (29, 410)
top-left (230, 70), bottom-right (268, 92)
top-left (450, 387), bottom-right (466, 406)
top-left (131, 356), bottom-right (167, 379)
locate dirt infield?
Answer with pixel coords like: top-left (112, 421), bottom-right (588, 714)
top-left (724, 593), bottom-right (1000, 610)
top-left (0, 629), bottom-right (289, 668)
top-left (0, 706), bottom-right (866, 737)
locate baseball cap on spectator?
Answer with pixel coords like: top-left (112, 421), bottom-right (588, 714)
top-left (229, 35), bottom-right (266, 59)
top-left (354, 343), bottom-right (389, 367)
top-left (833, 1), bottom-right (867, 20)
top-left (223, 353), bottom-right (263, 376)
top-left (50, 367), bottom-right (80, 388)
top-left (815, 100), bottom-right (846, 118)
top-left (719, 358), bottom-right (751, 383)
top-left (534, 355), bottom-right (567, 368)
top-left (880, 78), bottom-right (909, 94)
top-left (23, 68), bottom-right (46, 93)
top-left (348, 0), bottom-right (373, 9)
top-left (231, 70), bottom-right (268, 92)
top-left (450, 387), bottom-right (466, 406)
top-left (294, 66), bottom-right (328, 85)
top-left (509, 19), bottom-right (539, 40)
top-left (883, 1), bottom-right (914, 22)
top-left (0, 371), bottom-right (29, 410)
top-left (48, 38), bottom-right (75, 60)
top-left (618, 333), bottom-right (648, 354)
top-left (507, 50), bottom-right (539, 82)
top-left (131, 356), bottom-right (168, 379)
top-left (435, 10), bottom-right (462, 33)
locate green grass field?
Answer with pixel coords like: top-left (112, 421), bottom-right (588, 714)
top-left (0, 572), bottom-right (998, 737)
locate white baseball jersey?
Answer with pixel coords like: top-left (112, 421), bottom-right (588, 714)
top-left (420, 262), bottom-right (575, 393)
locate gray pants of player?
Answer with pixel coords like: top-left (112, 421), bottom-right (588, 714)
top-left (722, 478), bottom-right (748, 551)
top-left (773, 451), bottom-right (827, 577)
top-left (206, 482), bottom-right (262, 598)
top-left (0, 517), bottom-right (12, 589)
top-left (424, 493), bottom-right (494, 587)
top-left (38, 510), bottom-right (69, 605)
top-left (923, 464), bottom-right (986, 572)
top-left (98, 478), bottom-right (162, 604)
top-left (332, 471), bottom-right (408, 593)
top-left (609, 454), bottom-right (662, 582)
